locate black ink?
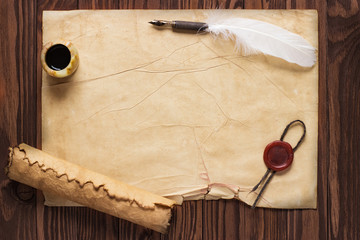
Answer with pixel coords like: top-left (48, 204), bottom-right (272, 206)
top-left (45, 44), bottom-right (71, 71)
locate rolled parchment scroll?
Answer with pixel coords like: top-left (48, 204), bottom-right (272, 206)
top-left (5, 143), bottom-right (176, 233)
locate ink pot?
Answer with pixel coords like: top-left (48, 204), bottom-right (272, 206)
top-left (41, 40), bottom-right (79, 78)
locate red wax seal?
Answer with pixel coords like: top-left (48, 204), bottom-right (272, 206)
top-left (263, 140), bottom-right (294, 171)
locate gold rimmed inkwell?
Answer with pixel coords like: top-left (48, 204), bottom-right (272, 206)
top-left (41, 40), bottom-right (79, 78)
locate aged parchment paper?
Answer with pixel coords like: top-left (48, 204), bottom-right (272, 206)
top-left (42, 10), bottom-right (318, 208)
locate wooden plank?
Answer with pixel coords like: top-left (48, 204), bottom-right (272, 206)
top-left (203, 201), bottom-right (289, 239)
top-left (0, 0), bottom-right (38, 239)
top-left (327, 0), bottom-right (360, 239)
top-left (117, 201), bottom-right (203, 239)
top-left (203, 200), bottom-right (242, 239)
top-left (170, 201), bottom-right (203, 239)
top-left (244, 0), bottom-right (287, 9)
top-left (117, 0), bottom-right (242, 10)
top-left (78, 0), bottom-right (119, 9)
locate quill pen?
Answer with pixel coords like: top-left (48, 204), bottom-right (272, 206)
top-left (149, 18), bottom-right (316, 67)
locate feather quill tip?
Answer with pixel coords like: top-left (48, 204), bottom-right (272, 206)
top-left (205, 17), bottom-right (317, 67)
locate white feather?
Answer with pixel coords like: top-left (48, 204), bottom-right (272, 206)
top-left (205, 17), bottom-right (316, 67)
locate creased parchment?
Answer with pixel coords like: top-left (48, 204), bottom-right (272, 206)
top-left (6, 144), bottom-right (175, 233)
top-left (42, 10), bottom-right (318, 208)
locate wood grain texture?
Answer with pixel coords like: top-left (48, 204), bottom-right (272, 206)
top-left (327, 0), bottom-right (360, 239)
top-left (1, 0), bottom-right (359, 239)
top-left (0, 1), bottom-right (37, 239)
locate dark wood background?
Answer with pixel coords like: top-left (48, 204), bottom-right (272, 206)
top-left (1, 0), bottom-right (359, 239)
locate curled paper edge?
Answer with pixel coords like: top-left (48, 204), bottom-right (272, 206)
top-left (5, 143), bottom-right (176, 233)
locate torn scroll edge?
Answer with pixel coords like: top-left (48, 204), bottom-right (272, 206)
top-left (5, 143), bottom-right (176, 233)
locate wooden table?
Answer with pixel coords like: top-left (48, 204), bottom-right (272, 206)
top-left (0, 0), bottom-right (359, 239)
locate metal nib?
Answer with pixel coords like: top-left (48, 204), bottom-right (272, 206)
top-left (148, 20), bottom-right (172, 27)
